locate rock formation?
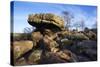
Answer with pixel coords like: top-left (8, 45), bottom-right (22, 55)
top-left (14, 13), bottom-right (97, 65)
top-left (28, 13), bottom-right (65, 31)
top-left (27, 13), bottom-right (76, 64)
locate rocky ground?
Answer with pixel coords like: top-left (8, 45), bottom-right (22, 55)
top-left (12, 39), bottom-right (97, 65)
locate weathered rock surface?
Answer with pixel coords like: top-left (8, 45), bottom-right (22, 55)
top-left (84, 31), bottom-right (97, 40)
top-left (12, 41), bottom-right (33, 65)
top-left (28, 13), bottom-right (64, 31)
top-left (39, 49), bottom-right (78, 64)
top-left (70, 40), bottom-right (97, 61)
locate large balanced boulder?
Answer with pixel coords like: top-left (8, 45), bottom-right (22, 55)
top-left (28, 13), bottom-right (64, 31)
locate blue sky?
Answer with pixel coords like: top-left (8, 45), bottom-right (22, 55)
top-left (11, 1), bottom-right (97, 33)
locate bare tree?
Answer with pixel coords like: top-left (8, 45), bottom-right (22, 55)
top-left (24, 27), bottom-right (33, 33)
top-left (62, 11), bottom-right (74, 30)
top-left (73, 22), bottom-right (81, 31)
top-left (92, 21), bottom-right (97, 29)
top-left (80, 19), bottom-right (85, 31)
top-left (22, 27), bottom-right (35, 40)
top-left (73, 19), bottom-right (85, 31)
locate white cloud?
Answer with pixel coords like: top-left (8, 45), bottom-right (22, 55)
top-left (60, 5), bottom-right (97, 29)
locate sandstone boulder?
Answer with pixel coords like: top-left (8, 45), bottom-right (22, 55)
top-left (28, 13), bottom-right (64, 31)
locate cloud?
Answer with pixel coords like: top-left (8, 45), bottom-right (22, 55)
top-left (60, 5), bottom-right (97, 29)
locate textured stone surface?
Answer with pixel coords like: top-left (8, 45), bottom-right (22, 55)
top-left (28, 13), bottom-right (64, 30)
top-left (70, 40), bottom-right (97, 61)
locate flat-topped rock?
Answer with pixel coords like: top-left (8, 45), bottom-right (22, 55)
top-left (28, 13), bottom-right (64, 31)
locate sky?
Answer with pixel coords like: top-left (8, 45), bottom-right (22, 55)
top-left (11, 1), bottom-right (97, 33)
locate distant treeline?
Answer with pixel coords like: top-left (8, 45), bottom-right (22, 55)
top-left (11, 28), bottom-right (97, 42)
top-left (11, 33), bottom-right (32, 41)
